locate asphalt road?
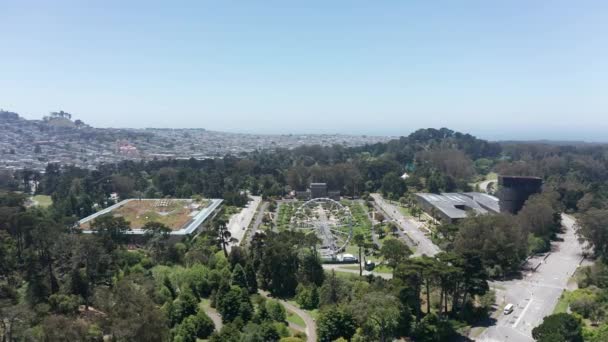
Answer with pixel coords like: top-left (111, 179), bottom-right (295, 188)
top-left (251, 201), bottom-right (268, 233)
top-left (476, 214), bottom-right (585, 342)
top-left (370, 193), bottom-right (441, 256)
top-left (242, 201), bottom-right (268, 247)
top-left (226, 196), bottom-right (261, 251)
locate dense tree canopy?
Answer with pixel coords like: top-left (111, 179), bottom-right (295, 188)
top-left (3, 127), bottom-right (608, 341)
top-left (532, 313), bottom-right (583, 342)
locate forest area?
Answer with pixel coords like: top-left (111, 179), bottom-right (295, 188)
top-left (2, 128), bottom-right (608, 341)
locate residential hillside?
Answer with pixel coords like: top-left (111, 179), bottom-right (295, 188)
top-left (0, 110), bottom-right (392, 171)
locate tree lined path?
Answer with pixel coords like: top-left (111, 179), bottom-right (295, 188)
top-left (259, 291), bottom-right (317, 342)
top-left (200, 301), bottom-right (223, 333)
top-left (476, 214), bottom-right (586, 342)
top-left (371, 193), bottom-right (440, 256)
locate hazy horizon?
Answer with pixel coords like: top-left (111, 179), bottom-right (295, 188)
top-left (7, 109), bottom-right (608, 143)
top-left (2, 1), bottom-right (607, 142)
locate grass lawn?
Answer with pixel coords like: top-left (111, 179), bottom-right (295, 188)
top-left (199, 298), bottom-right (210, 308)
top-left (374, 265), bottom-right (393, 273)
top-left (330, 270), bottom-right (361, 281)
top-left (398, 206), bottom-right (412, 217)
top-left (339, 264), bottom-right (393, 274)
top-left (340, 265), bottom-right (362, 271)
top-left (32, 195), bottom-right (53, 207)
top-left (470, 172), bottom-right (499, 190)
top-left (286, 310), bottom-right (306, 328)
top-left (553, 291), bottom-right (570, 314)
top-left (287, 300), bottom-right (319, 320)
top-left (344, 245), bottom-right (359, 256)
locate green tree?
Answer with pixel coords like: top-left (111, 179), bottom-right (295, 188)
top-left (316, 307), bottom-right (357, 342)
top-left (108, 278), bottom-right (169, 341)
top-left (217, 286), bottom-right (253, 323)
top-left (380, 238), bottom-right (411, 268)
top-left (350, 292), bottom-right (402, 342)
top-left (173, 311), bottom-right (215, 341)
top-left (381, 172), bottom-right (407, 199)
top-left (295, 285), bottom-right (319, 310)
top-left (453, 214), bottom-right (527, 276)
top-left (209, 322), bottom-right (241, 342)
top-left (144, 221), bottom-right (171, 262)
top-left (297, 251), bottom-right (325, 286)
top-left (215, 218), bottom-right (237, 258)
top-left (71, 235), bottom-right (109, 310)
top-left (231, 264), bottom-right (248, 289)
top-left (170, 290), bottom-right (200, 326)
top-left (0, 231), bottom-right (17, 279)
top-left (256, 232), bottom-right (301, 297)
top-left (266, 300), bottom-right (286, 322)
top-left (413, 313), bottom-right (457, 342)
top-left (578, 209), bottom-right (608, 258)
top-left (48, 294), bottom-right (80, 315)
top-left (410, 205), bottom-right (422, 220)
top-left (244, 263), bottom-right (258, 294)
top-left (40, 315), bottom-right (101, 342)
top-left (91, 214), bottom-right (130, 251)
top-left (532, 313), bottom-right (583, 342)
top-left (172, 316), bottom-right (198, 342)
top-left (353, 233), bottom-right (369, 276)
top-left (319, 270), bottom-right (349, 306)
top-left (517, 193), bottom-right (561, 240)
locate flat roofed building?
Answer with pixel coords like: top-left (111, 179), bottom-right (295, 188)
top-left (77, 198), bottom-right (223, 241)
top-left (310, 182), bottom-right (328, 199)
top-left (415, 192), bottom-right (500, 224)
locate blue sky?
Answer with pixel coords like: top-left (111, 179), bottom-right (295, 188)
top-left (1, 1), bottom-right (607, 140)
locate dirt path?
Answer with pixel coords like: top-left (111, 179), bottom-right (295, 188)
top-left (200, 301), bottom-right (223, 332)
top-left (259, 291), bottom-right (316, 342)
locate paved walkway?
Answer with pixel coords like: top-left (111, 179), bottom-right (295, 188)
top-left (371, 193), bottom-right (441, 256)
top-left (243, 201), bottom-right (268, 247)
top-left (479, 179), bottom-right (496, 193)
top-left (200, 301), bottom-right (223, 332)
top-left (226, 196), bottom-right (261, 251)
top-left (259, 291), bottom-right (316, 342)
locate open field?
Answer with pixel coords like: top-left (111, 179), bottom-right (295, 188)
top-left (340, 264), bottom-right (393, 274)
top-left (31, 194), bottom-right (53, 207)
top-left (81, 199), bottom-right (210, 230)
top-left (286, 310), bottom-right (306, 328)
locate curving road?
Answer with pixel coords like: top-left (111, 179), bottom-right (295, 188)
top-left (200, 301), bottom-right (223, 333)
top-left (479, 179), bottom-right (496, 194)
